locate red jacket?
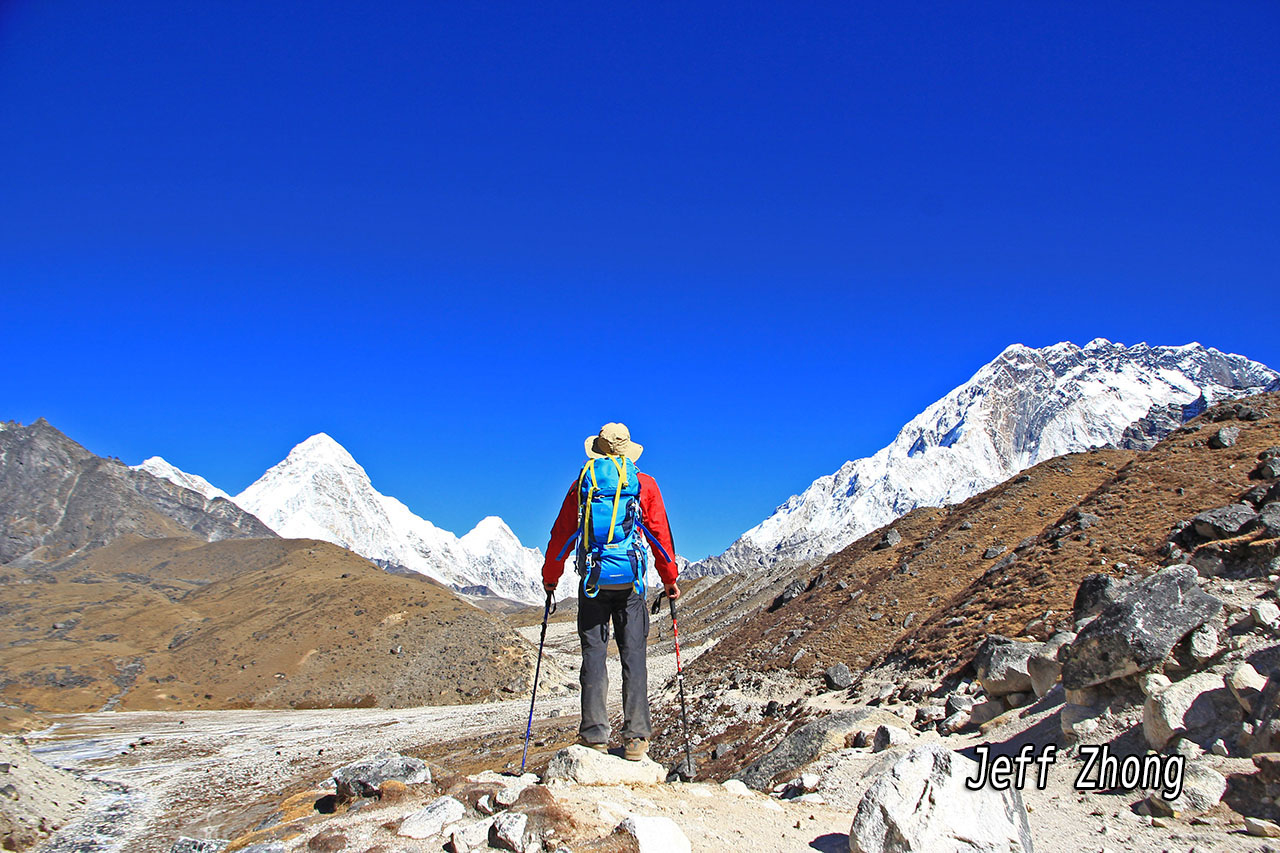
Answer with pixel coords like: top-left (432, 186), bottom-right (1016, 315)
top-left (542, 470), bottom-right (678, 587)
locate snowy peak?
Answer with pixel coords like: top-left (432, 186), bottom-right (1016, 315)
top-left (693, 340), bottom-right (1276, 576)
top-left (233, 434), bottom-right (552, 605)
top-left (133, 456), bottom-right (232, 502)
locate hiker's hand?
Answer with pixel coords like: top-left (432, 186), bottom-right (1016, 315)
top-left (544, 582), bottom-right (557, 593)
top-left (665, 583), bottom-right (681, 600)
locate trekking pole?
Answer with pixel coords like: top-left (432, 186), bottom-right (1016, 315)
top-left (668, 595), bottom-right (695, 781)
top-left (521, 590), bottom-right (556, 774)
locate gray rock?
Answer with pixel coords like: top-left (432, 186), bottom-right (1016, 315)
top-left (824, 663), bottom-right (853, 690)
top-left (333, 751), bottom-right (430, 799)
top-left (1062, 565), bottom-right (1222, 690)
top-left (618, 815), bottom-right (691, 853)
top-left (1143, 672), bottom-right (1241, 750)
top-left (945, 694), bottom-right (975, 716)
top-left (875, 529), bottom-right (903, 550)
top-left (873, 725), bottom-right (912, 752)
top-left (982, 545), bottom-right (1007, 560)
top-left (1060, 704), bottom-right (1100, 740)
top-left (735, 708), bottom-right (909, 790)
top-left (489, 812), bottom-right (529, 852)
top-left (969, 699), bottom-right (1006, 727)
top-left (544, 745), bottom-right (665, 785)
top-left (237, 844), bottom-right (285, 853)
top-left (1254, 458), bottom-right (1280, 480)
top-left (1255, 600), bottom-right (1280, 631)
top-left (399, 796), bottom-right (466, 839)
top-left (849, 745), bottom-right (1034, 853)
top-left (448, 818), bottom-right (494, 852)
top-left (1158, 763), bottom-right (1227, 816)
top-left (169, 841), bottom-right (230, 853)
top-left (1228, 662), bottom-right (1266, 714)
top-left (1246, 817), bottom-right (1280, 837)
top-left (1186, 624), bottom-right (1220, 664)
top-left (1072, 574), bottom-right (1123, 626)
top-left (1027, 633), bottom-right (1074, 698)
top-left (939, 711), bottom-right (970, 734)
top-left (1209, 426), bottom-right (1241, 449)
top-left (1245, 503), bottom-right (1280, 538)
top-left (973, 636), bottom-right (1039, 697)
top-left (1191, 504), bottom-right (1259, 540)
top-left (772, 578), bottom-right (807, 609)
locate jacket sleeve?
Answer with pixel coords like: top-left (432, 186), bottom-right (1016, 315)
top-left (638, 472), bottom-right (679, 585)
top-left (542, 480), bottom-right (579, 586)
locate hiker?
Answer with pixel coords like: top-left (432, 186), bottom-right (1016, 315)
top-left (543, 422), bottom-right (678, 761)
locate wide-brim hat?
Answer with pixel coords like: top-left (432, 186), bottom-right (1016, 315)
top-left (585, 422), bottom-right (643, 461)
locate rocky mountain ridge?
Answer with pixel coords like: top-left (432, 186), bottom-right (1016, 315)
top-left (691, 340), bottom-right (1276, 577)
top-left (0, 419), bottom-right (273, 568)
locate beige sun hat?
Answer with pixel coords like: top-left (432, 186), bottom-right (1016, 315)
top-left (585, 422), bottom-right (644, 461)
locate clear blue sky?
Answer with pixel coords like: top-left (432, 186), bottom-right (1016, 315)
top-left (4, 2), bottom-right (1278, 559)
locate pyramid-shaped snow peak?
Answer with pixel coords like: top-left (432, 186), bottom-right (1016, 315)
top-left (691, 339), bottom-right (1277, 576)
top-left (234, 435), bottom-right (552, 604)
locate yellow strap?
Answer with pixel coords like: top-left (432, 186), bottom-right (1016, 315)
top-left (577, 461), bottom-right (594, 546)
top-left (605, 455), bottom-right (625, 544)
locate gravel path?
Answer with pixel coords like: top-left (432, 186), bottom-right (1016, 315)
top-left (26, 631), bottom-right (708, 852)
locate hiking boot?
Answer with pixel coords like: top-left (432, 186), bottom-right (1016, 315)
top-left (623, 738), bottom-right (649, 761)
top-left (577, 737), bottom-right (607, 753)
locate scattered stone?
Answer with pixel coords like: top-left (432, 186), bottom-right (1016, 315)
top-left (306, 833), bottom-right (346, 853)
top-left (494, 786), bottom-right (520, 808)
top-left (1211, 739), bottom-right (1229, 757)
top-left (772, 579), bottom-right (807, 609)
top-left (489, 812), bottom-right (529, 852)
top-left (721, 779), bottom-right (752, 797)
top-left (1137, 673), bottom-right (1172, 697)
top-left (1076, 511), bottom-right (1101, 529)
top-left (618, 815), bottom-right (692, 853)
top-left (945, 694), bottom-right (975, 716)
top-left (170, 841), bottom-right (230, 853)
top-left (1163, 763), bottom-right (1227, 816)
top-left (1246, 816), bottom-right (1280, 837)
top-left (1253, 600), bottom-right (1280, 631)
top-left (735, 708), bottom-right (909, 790)
top-left (476, 793), bottom-right (496, 815)
top-left (238, 844), bottom-right (285, 853)
top-left (1143, 672), bottom-right (1239, 750)
top-left (1230, 663), bottom-right (1267, 714)
top-left (983, 545), bottom-right (1007, 560)
top-left (333, 751), bottom-right (430, 799)
top-left (448, 817), bottom-right (495, 851)
top-left (848, 746), bottom-right (1033, 853)
top-left (398, 796), bottom-right (466, 839)
top-left (1254, 458), bottom-right (1280, 480)
top-left (875, 529), bottom-right (902, 550)
top-left (1062, 565), bottom-right (1222, 690)
top-left (824, 663), bottom-right (853, 690)
top-left (544, 745), bottom-right (665, 785)
top-left (939, 711), bottom-right (970, 735)
top-left (1209, 426), bottom-right (1241, 449)
top-left (969, 699), bottom-right (1006, 727)
top-left (1187, 624), bottom-right (1220, 664)
top-left (973, 635), bottom-right (1040, 697)
top-left (873, 725), bottom-right (912, 752)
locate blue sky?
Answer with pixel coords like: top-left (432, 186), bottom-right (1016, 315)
top-left (3, 2), bottom-right (1278, 559)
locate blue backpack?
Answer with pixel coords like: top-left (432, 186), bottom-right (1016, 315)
top-left (556, 456), bottom-right (671, 597)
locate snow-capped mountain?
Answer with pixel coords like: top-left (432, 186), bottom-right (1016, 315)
top-left (232, 433), bottom-right (554, 605)
top-left (691, 339), bottom-right (1277, 576)
top-left (133, 456), bottom-right (232, 502)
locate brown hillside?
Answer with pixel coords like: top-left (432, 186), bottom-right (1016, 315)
top-left (0, 537), bottom-right (534, 714)
top-left (647, 393), bottom-right (1279, 769)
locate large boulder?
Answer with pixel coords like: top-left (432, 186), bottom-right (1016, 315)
top-left (735, 708), bottom-right (909, 790)
top-left (1062, 565), bottom-right (1222, 690)
top-left (1027, 633), bottom-right (1074, 698)
top-left (618, 816), bottom-right (692, 853)
top-left (973, 636), bottom-right (1040, 697)
top-left (333, 751), bottom-right (430, 799)
top-left (1191, 504), bottom-right (1259, 541)
top-left (1143, 672), bottom-right (1241, 750)
top-left (849, 745), bottom-right (1034, 853)
top-left (1245, 503), bottom-right (1280, 538)
top-left (1209, 426), bottom-right (1241, 449)
top-left (543, 745), bottom-right (665, 785)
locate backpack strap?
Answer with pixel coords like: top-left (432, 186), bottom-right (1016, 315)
top-left (604, 455), bottom-right (627, 544)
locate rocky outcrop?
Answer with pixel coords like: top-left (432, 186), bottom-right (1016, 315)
top-left (1143, 672), bottom-right (1241, 750)
top-left (849, 745), bottom-right (1034, 853)
top-left (543, 745), bottom-right (665, 785)
top-left (1061, 565), bottom-right (1221, 689)
top-left (973, 636), bottom-right (1039, 697)
top-left (735, 709), bottom-right (909, 790)
top-left (333, 752), bottom-right (431, 800)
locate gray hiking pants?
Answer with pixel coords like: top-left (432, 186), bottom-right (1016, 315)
top-left (578, 586), bottom-right (651, 743)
